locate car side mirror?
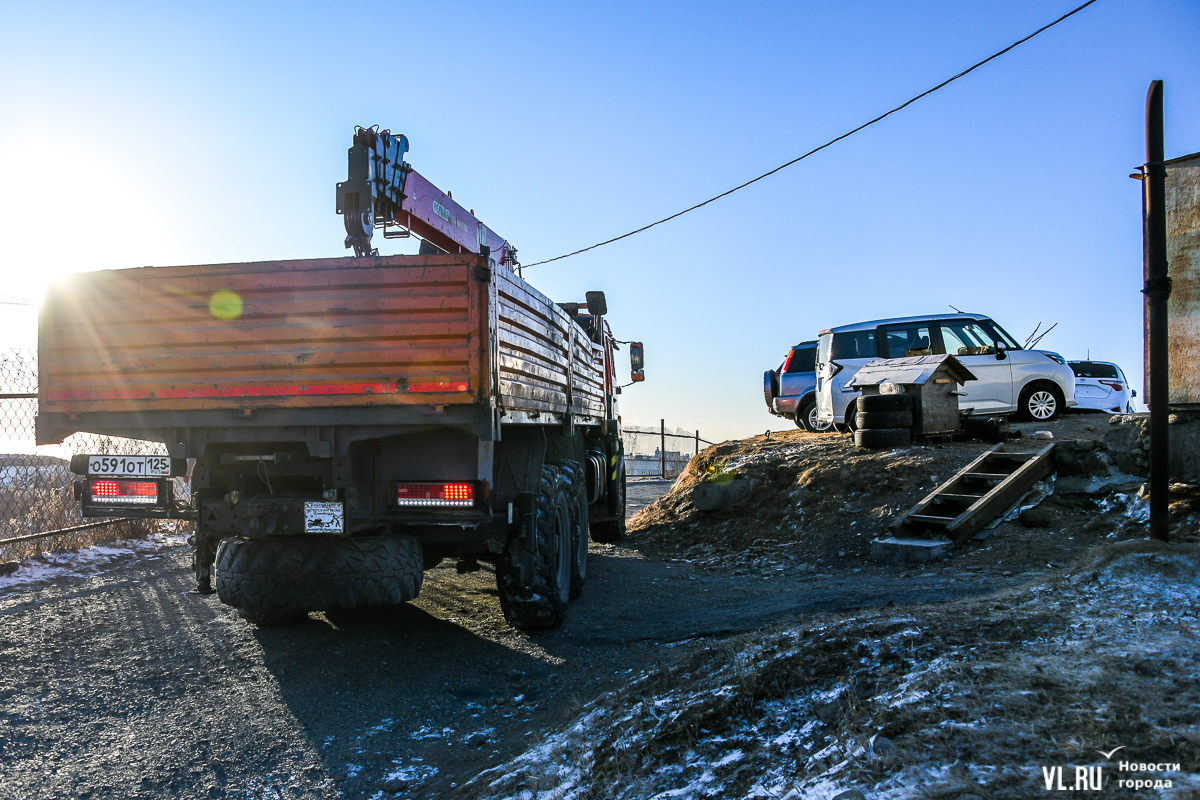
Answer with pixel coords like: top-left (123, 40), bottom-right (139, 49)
top-left (1131, 389), bottom-right (1138, 398)
top-left (629, 342), bottom-right (644, 371)
top-left (995, 341), bottom-right (1007, 361)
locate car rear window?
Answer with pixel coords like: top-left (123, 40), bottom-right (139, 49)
top-left (784, 347), bottom-right (816, 373)
top-left (1069, 361), bottom-right (1118, 379)
top-left (831, 330), bottom-right (877, 360)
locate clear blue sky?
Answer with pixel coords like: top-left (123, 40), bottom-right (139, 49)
top-left (1, 0), bottom-right (1196, 441)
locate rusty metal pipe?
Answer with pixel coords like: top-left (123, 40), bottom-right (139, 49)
top-left (1143, 80), bottom-right (1171, 543)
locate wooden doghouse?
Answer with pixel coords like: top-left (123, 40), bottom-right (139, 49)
top-left (849, 355), bottom-right (976, 437)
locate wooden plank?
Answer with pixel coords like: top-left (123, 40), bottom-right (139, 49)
top-left (44, 290), bottom-right (474, 326)
top-left (890, 444), bottom-right (1003, 532)
top-left (498, 305), bottom-right (568, 355)
top-left (40, 253), bottom-right (487, 414)
top-left (944, 443), bottom-right (1056, 542)
top-left (42, 345), bottom-right (473, 378)
top-left (498, 353), bottom-right (569, 390)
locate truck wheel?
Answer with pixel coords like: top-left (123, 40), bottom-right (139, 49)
top-left (551, 460), bottom-right (589, 599)
top-left (215, 535), bottom-right (424, 625)
top-left (856, 409), bottom-right (913, 429)
top-left (853, 427), bottom-right (912, 448)
top-left (858, 393), bottom-right (914, 413)
top-left (495, 465), bottom-right (573, 630)
top-left (589, 461), bottom-right (626, 543)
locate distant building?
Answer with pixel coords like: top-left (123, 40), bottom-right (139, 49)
top-left (627, 449), bottom-right (689, 477)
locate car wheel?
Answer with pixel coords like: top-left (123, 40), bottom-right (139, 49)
top-left (1018, 383), bottom-right (1063, 422)
top-left (798, 399), bottom-right (832, 433)
top-left (845, 401), bottom-right (859, 432)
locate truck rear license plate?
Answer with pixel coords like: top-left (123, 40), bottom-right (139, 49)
top-left (304, 502), bottom-right (344, 533)
top-left (86, 455), bottom-right (171, 477)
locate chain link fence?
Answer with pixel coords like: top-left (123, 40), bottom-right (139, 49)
top-left (622, 421), bottom-right (713, 479)
top-left (0, 350), bottom-right (190, 563)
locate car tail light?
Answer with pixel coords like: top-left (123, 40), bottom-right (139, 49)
top-left (782, 350), bottom-right (795, 373)
top-left (396, 482), bottom-right (476, 507)
top-left (1099, 380), bottom-right (1124, 391)
top-left (89, 480), bottom-right (159, 505)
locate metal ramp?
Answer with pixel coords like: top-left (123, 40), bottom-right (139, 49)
top-left (887, 442), bottom-right (1056, 545)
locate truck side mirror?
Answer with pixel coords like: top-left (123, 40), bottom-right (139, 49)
top-left (629, 341), bottom-right (644, 371)
top-left (585, 291), bottom-right (607, 317)
top-left (631, 370), bottom-right (644, 383)
top-left (995, 340), bottom-right (1008, 361)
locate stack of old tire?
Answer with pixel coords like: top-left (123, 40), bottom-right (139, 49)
top-left (854, 393), bottom-right (914, 448)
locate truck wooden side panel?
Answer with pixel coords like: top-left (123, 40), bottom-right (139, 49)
top-left (496, 270), bottom-right (606, 420)
top-left (39, 253), bottom-right (605, 424)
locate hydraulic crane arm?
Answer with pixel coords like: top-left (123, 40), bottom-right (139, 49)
top-left (335, 126), bottom-right (518, 268)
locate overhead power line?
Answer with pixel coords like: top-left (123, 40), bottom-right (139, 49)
top-left (523, 0), bottom-right (1099, 269)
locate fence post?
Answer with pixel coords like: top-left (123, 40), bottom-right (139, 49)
top-left (660, 419), bottom-right (666, 478)
top-left (695, 430), bottom-right (700, 456)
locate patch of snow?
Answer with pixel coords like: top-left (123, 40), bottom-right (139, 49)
top-left (409, 725), bottom-right (454, 740)
top-left (0, 534), bottom-right (187, 591)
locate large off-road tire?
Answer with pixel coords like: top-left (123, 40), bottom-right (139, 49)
top-left (856, 409), bottom-right (913, 429)
top-left (799, 398), bottom-right (833, 433)
top-left (854, 427), bottom-right (912, 448)
top-left (858, 393), bottom-right (914, 413)
top-left (1017, 382), bottom-right (1063, 422)
top-left (589, 460), bottom-right (626, 543)
top-left (215, 535), bottom-right (424, 625)
top-left (495, 465), bottom-right (573, 630)
top-left (551, 460), bottom-right (589, 600)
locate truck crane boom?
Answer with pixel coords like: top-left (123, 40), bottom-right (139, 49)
top-left (335, 126), bottom-right (518, 269)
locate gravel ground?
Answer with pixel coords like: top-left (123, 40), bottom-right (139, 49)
top-left (2, 416), bottom-right (1152, 799)
top-left (0, 483), bottom-right (1055, 800)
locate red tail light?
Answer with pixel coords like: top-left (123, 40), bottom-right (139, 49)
top-left (90, 480), bottom-right (159, 504)
top-left (782, 350), bottom-right (795, 373)
top-left (396, 482), bottom-right (476, 507)
top-left (1099, 380), bottom-right (1124, 391)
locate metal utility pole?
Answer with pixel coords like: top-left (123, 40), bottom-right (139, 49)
top-left (695, 430), bottom-right (700, 456)
top-left (1143, 80), bottom-right (1171, 543)
top-left (660, 419), bottom-right (667, 478)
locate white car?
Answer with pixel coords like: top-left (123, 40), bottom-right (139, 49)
top-left (1068, 360), bottom-right (1136, 413)
top-left (815, 313), bottom-right (1078, 428)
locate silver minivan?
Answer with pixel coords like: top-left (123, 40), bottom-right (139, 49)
top-left (815, 313), bottom-right (1077, 428)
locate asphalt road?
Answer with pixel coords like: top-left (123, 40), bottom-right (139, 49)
top-left (0, 479), bottom-right (1034, 799)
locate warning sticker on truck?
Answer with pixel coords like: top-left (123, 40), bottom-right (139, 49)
top-left (303, 502), bottom-right (344, 533)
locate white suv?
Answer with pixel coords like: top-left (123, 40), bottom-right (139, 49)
top-left (815, 313), bottom-right (1077, 428)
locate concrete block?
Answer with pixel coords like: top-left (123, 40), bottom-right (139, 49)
top-left (691, 478), bottom-right (753, 511)
top-left (870, 537), bottom-right (952, 563)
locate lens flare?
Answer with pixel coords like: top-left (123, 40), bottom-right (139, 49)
top-left (209, 290), bottom-right (243, 320)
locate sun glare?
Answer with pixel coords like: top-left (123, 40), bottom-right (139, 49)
top-left (0, 139), bottom-right (177, 348)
